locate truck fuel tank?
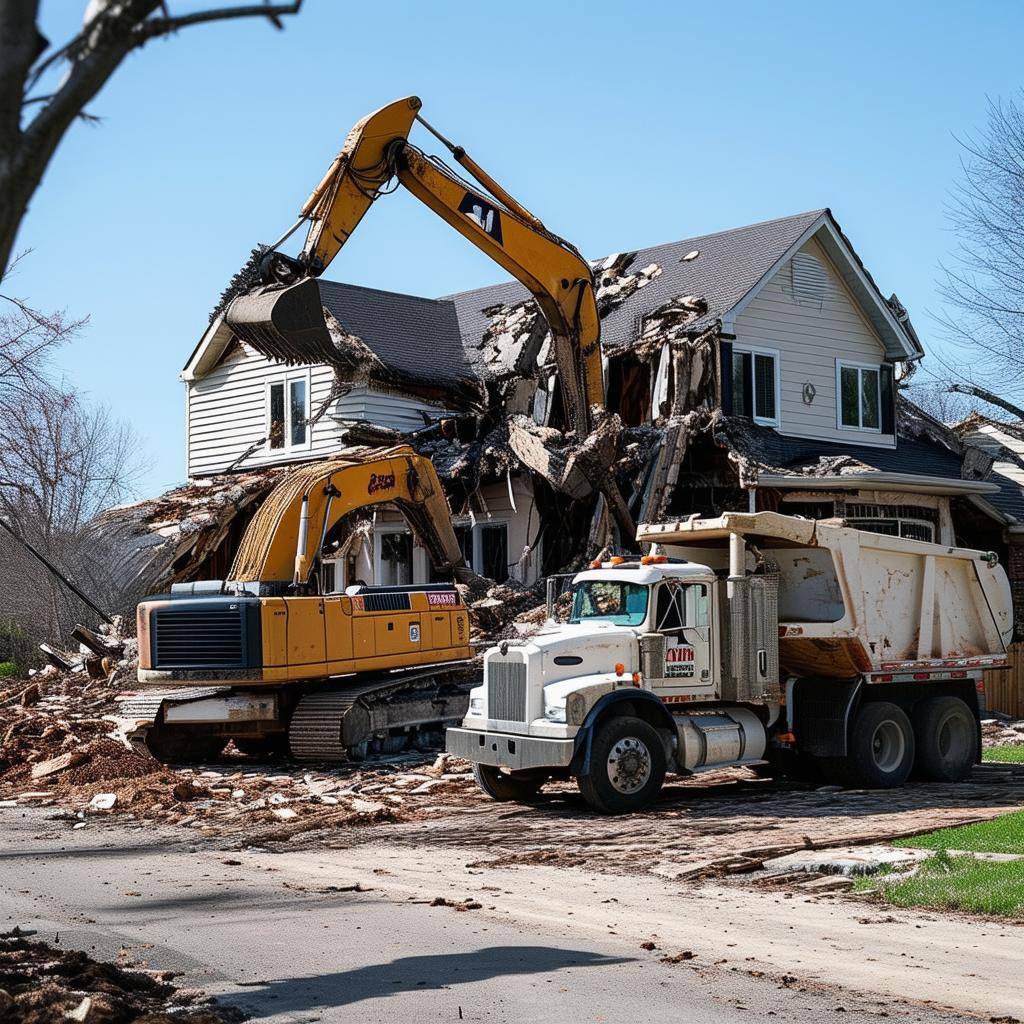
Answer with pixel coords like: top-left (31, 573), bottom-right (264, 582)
top-left (674, 707), bottom-right (766, 772)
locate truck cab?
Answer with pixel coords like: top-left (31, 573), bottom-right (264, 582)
top-left (447, 553), bottom-right (774, 812)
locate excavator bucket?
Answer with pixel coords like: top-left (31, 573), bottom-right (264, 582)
top-left (224, 277), bottom-right (337, 366)
top-left (222, 97), bottom-right (424, 366)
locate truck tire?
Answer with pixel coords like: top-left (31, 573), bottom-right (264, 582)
top-left (912, 696), bottom-right (977, 782)
top-left (845, 701), bottom-right (915, 787)
top-left (472, 764), bottom-right (547, 802)
top-left (576, 715), bottom-right (666, 814)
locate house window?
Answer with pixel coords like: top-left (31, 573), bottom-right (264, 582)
top-left (844, 503), bottom-right (937, 543)
top-left (267, 372), bottom-right (310, 451)
top-left (320, 560), bottom-right (336, 594)
top-left (732, 347), bottom-right (779, 426)
top-left (837, 362), bottom-right (881, 431)
top-left (479, 524), bottom-right (509, 581)
top-left (431, 521), bottom-right (511, 581)
top-left (378, 531), bottom-right (413, 586)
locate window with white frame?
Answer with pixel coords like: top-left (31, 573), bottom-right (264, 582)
top-left (267, 371), bottom-right (310, 450)
top-left (837, 361), bottom-right (881, 431)
top-left (731, 347), bottom-right (779, 425)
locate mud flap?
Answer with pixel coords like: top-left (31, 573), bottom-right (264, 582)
top-left (791, 678), bottom-right (862, 758)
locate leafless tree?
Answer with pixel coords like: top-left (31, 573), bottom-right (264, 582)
top-left (0, 385), bottom-right (147, 655)
top-left (939, 94), bottom-right (1024, 407)
top-left (0, 0), bottom-right (303, 276)
top-left (902, 380), bottom-right (980, 426)
top-left (0, 279), bottom-right (146, 659)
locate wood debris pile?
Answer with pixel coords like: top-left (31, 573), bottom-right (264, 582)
top-left (0, 928), bottom-right (242, 1023)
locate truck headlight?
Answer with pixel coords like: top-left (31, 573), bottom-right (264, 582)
top-left (544, 704), bottom-right (566, 723)
top-left (469, 697), bottom-right (484, 715)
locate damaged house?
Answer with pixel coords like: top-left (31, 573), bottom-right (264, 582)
top-left (110, 209), bottom-right (1024, 622)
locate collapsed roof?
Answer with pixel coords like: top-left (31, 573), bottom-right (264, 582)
top-left (186, 209), bottom-right (925, 405)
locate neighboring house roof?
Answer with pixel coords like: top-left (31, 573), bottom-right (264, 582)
top-left (185, 208), bottom-right (924, 386)
top-left (722, 399), bottom-right (1008, 504)
top-left (955, 413), bottom-right (1024, 525)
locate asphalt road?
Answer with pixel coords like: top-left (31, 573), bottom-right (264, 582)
top-left (0, 808), bottom-right (990, 1024)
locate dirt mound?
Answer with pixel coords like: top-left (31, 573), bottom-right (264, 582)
top-left (63, 740), bottom-right (160, 786)
top-left (0, 930), bottom-right (242, 1023)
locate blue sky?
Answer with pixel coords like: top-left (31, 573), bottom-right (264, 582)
top-left (12, 0), bottom-right (1024, 495)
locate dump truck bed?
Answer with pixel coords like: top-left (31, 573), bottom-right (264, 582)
top-left (639, 512), bottom-right (1013, 679)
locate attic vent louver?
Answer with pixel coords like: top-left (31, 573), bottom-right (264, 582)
top-left (791, 252), bottom-right (828, 307)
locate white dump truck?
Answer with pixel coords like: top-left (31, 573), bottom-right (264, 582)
top-left (446, 512), bottom-right (1013, 813)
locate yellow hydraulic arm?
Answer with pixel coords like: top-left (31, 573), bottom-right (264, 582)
top-left (233, 96), bottom-right (603, 440)
top-left (230, 445), bottom-right (469, 584)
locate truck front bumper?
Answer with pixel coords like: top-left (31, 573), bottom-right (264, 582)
top-left (446, 727), bottom-right (575, 771)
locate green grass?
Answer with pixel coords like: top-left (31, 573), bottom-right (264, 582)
top-left (984, 745), bottom-right (1024, 763)
top-left (0, 662), bottom-right (16, 679)
top-left (892, 811), bottom-right (1024, 855)
top-left (854, 851), bottom-right (1024, 917)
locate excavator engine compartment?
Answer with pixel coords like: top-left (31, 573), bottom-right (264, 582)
top-left (138, 582), bottom-right (471, 684)
top-left (129, 582), bottom-right (474, 762)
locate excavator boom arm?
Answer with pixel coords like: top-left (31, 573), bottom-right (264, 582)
top-left (230, 446), bottom-right (468, 584)
top-left (289, 96), bottom-right (602, 435)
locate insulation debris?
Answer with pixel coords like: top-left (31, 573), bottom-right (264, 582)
top-left (593, 252), bottom-right (663, 315)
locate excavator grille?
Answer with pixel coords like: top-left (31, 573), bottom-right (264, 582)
top-left (152, 606), bottom-right (245, 669)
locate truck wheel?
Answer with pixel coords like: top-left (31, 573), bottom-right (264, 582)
top-left (846, 701), bottom-right (914, 787)
top-left (576, 715), bottom-right (666, 814)
top-left (472, 764), bottom-right (547, 802)
top-left (912, 696), bottom-right (977, 782)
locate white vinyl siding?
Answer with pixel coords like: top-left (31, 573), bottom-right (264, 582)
top-left (732, 237), bottom-right (895, 447)
top-left (370, 475), bottom-right (541, 586)
top-left (186, 345), bottom-right (447, 476)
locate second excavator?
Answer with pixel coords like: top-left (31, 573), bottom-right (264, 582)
top-left (125, 97), bottom-right (628, 762)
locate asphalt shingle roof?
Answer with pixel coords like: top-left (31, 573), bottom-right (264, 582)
top-left (317, 280), bottom-right (470, 388)
top-left (445, 209), bottom-right (825, 357)
top-left (729, 421), bottom-right (968, 480)
top-left (314, 210), bottom-right (828, 384)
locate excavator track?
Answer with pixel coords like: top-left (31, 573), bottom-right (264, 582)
top-left (288, 666), bottom-right (474, 762)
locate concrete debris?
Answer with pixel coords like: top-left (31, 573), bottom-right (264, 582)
top-left (982, 716), bottom-right (1024, 748)
top-left (762, 845), bottom-right (930, 877)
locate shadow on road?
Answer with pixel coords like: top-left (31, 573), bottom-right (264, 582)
top-left (225, 945), bottom-right (632, 1015)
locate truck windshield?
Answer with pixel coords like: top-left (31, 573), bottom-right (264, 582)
top-left (570, 581), bottom-right (648, 626)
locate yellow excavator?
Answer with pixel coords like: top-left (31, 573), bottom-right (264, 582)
top-left (126, 97), bottom-right (625, 762)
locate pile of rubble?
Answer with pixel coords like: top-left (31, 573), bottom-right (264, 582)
top-left (982, 715), bottom-right (1024, 748)
top-left (0, 928), bottom-right (241, 1023)
top-left (0, 648), bottom-right (484, 839)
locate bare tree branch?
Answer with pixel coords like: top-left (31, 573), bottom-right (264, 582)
top-left (0, 1), bottom-right (304, 276)
top-left (140, 2), bottom-right (301, 38)
top-left (948, 383), bottom-right (1024, 422)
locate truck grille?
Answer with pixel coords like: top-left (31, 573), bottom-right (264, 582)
top-left (487, 659), bottom-right (527, 722)
top-left (153, 607), bottom-right (244, 668)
